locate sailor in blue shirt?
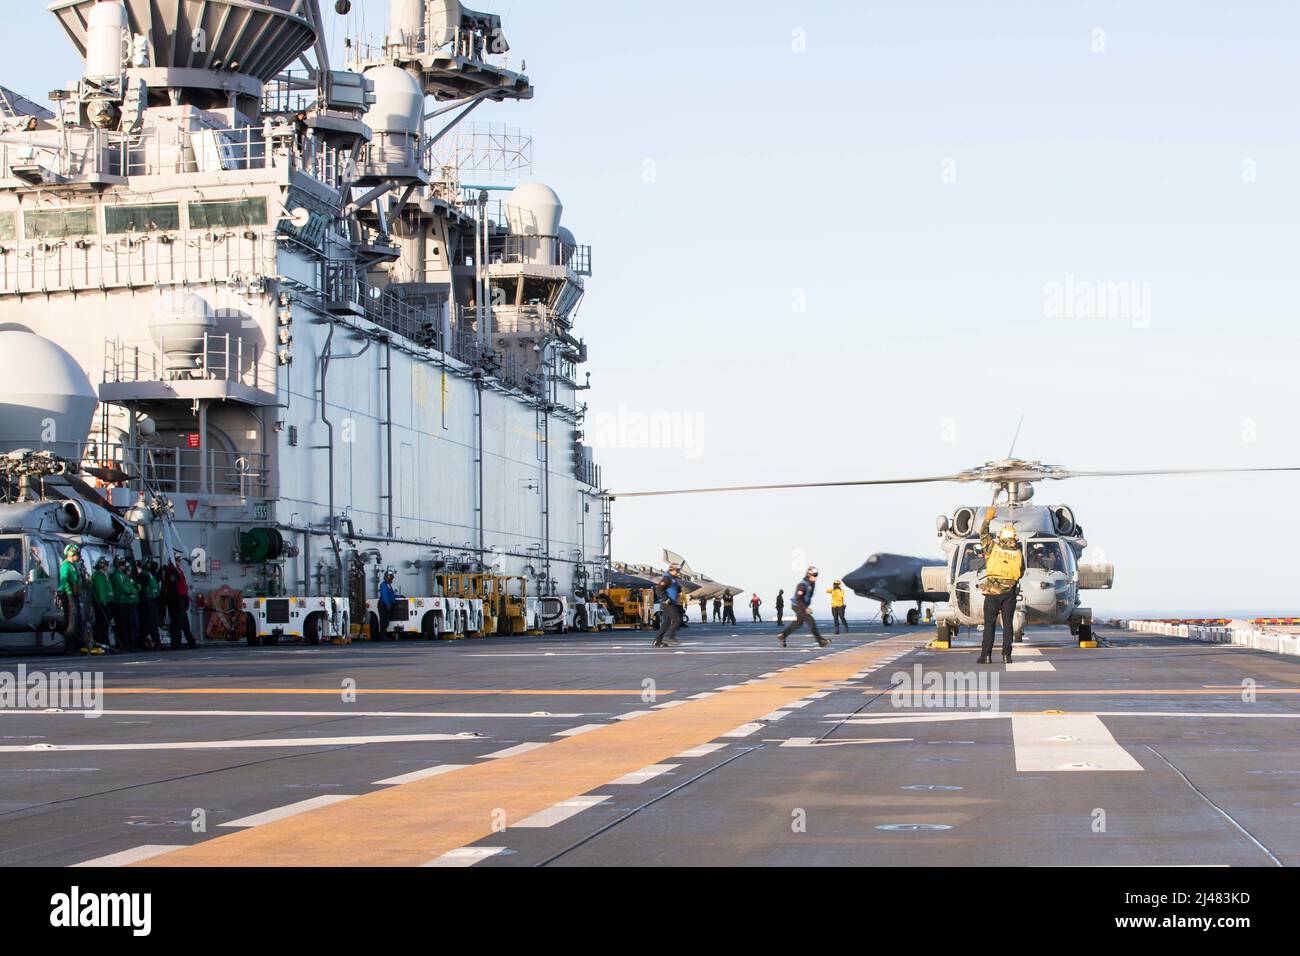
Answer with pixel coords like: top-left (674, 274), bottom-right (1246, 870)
top-left (378, 569), bottom-right (399, 641)
top-left (652, 563), bottom-right (684, 648)
top-left (777, 566), bottom-right (830, 648)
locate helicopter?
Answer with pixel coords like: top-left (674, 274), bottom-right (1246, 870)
top-left (0, 449), bottom-right (174, 653)
top-left (611, 456), bottom-right (1300, 647)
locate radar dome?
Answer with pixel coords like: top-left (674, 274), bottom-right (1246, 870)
top-left (390, 0), bottom-right (461, 48)
top-left (0, 331), bottom-right (97, 455)
top-left (505, 182), bottom-right (563, 237)
top-left (365, 65), bottom-right (424, 136)
top-left (148, 291), bottom-right (217, 375)
top-left (557, 225), bottom-right (577, 264)
top-left (427, 0), bottom-right (463, 47)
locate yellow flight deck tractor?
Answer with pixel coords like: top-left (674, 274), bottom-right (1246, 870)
top-left (596, 587), bottom-right (655, 629)
top-left (483, 575), bottom-right (532, 635)
top-left (432, 573), bottom-right (487, 637)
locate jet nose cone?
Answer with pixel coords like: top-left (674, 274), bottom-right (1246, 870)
top-left (841, 564), bottom-right (874, 594)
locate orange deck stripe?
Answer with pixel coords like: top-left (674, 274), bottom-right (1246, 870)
top-left (140, 637), bottom-right (924, 867)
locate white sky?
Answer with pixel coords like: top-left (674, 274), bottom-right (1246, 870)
top-left (12, 1), bottom-right (1300, 616)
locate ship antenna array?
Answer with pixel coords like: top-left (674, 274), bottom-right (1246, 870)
top-left (428, 122), bottom-right (533, 185)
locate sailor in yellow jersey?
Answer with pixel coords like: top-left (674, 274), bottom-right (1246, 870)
top-left (978, 506), bottom-right (1024, 664)
top-left (826, 580), bottom-right (849, 634)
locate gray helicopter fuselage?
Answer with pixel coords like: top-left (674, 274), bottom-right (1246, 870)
top-left (937, 504), bottom-right (1092, 630)
top-left (0, 500), bottom-right (138, 651)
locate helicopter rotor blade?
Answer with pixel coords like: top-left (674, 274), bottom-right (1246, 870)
top-left (610, 474), bottom-right (969, 499)
top-left (1053, 466), bottom-right (1300, 480)
top-left (611, 464), bottom-right (1300, 499)
top-left (1007, 415), bottom-right (1025, 459)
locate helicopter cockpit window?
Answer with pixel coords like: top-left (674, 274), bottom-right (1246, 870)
top-left (1027, 540), bottom-right (1066, 573)
top-left (959, 543), bottom-right (987, 575)
top-left (0, 537), bottom-right (22, 579)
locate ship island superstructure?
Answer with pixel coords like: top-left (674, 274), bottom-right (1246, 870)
top-left (0, 0), bottom-right (610, 648)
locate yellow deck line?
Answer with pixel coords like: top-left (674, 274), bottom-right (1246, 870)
top-left (140, 637), bottom-right (924, 867)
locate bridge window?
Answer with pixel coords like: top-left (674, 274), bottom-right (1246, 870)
top-left (189, 197), bottom-right (268, 230)
top-left (106, 203), bottom-right (180, 234)
top-left (24, 206), bottom-right (95, 239)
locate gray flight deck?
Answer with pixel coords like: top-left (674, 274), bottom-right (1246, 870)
top-left (0, 623), bottom-right (1296, 867)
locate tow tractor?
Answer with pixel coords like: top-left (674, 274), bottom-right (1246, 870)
top-left (245, 596), bottom-right (350, 646)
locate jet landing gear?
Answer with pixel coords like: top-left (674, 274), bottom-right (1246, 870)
top-left (880, 603), bottom-right (895, 626)
top-left (905, 602), bottom-right (927, 626)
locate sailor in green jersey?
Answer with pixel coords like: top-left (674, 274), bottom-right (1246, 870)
top-left (111, 556), bottom-right (140, 652)
top-left (136, 559), bottom-right (162, 649)
top-left (57, 543), bottom-right (85, 655)
top-left (90, 557), bottom-right (114, 649)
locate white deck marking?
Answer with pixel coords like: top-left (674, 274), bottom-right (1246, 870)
top-left (781, 737), bottom-right (912, 748)
top-left (553, 723), bottom-right (604, 737)
top-left (73, 845), bottom-right (185, 867)
top-left (373, 764), bottom-right (468, 785)
top-left (676, 743), bottom-right (727, 757)
top-left (806, 691), bottom-right (831, 699)
top-left (652, 700), bottom-right (688, 709)
top-left (1012, 714), bottom-right (1143, 772)
top-left (839, 712), bottom-right (1010, 726)
top-left (721, 722), bottom-right (763, 738)
top-left (760, 711), bottom-right (791, 721)
top-left (614, 710), bottom-right (654, 721)
top-left (514, 795), bottom-right (610, 828)
top-left (1095, 711), bottom-right (1300, 719)
top-left (687, 692), bottom-right (717, 700)
top-left (610, 764), bottom-right (679, 785)
top-left (1006, 661), bottom-right (1056, 672)
top-left (221, 794), bottom-right (358, 828)
top-left (422, 847), bottom-right (507, 867)
top-left (479, 742), bottom-right (548, 759)
top-left (0, 732), bottom-right (468, 753)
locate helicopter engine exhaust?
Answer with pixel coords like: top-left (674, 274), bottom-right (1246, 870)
top-left (952, 507), bottom-right (976, 537)
top-left (1052, 505), bottom-right (1077, 536)
top-left (56, 499), bottom-right (122, 541)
